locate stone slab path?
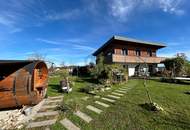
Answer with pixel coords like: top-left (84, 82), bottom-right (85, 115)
top-left (35, 111), bottom-right (59, 118)
top-left (26, 95), bottom-right (63, 129)
top-left (119, 88), bottom-right (128, 91)
top-left (74, 111), bottom-right (92, 123)
top-left (115, 90), bottom-right (127, 93)
top-left (86, 105), bottom-right (102, 114)
top-left (41, 105), bottom-right (57, 109)
top-left (112, 92), bottom-right (124, 96)
top-left (26, 119), bottom-right (56, 128)
top-left (45, 99), bottom-right (62, 104)
top-left (107, 95), bottom-right (120, 99)
top-left (59, 86), bottom-right (135, 130)
top-left (60, 118), bottom-right (80, 130)
top-left (48, 96), bottom-right (64, 100)
top-left (95, 101), bottom-right (110, 108)
top-left (101, 97), bottom-right (115, 103)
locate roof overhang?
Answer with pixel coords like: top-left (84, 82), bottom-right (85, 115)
top-left (93, 35), bottom-right (166, 56)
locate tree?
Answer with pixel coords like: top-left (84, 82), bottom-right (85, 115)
top-left (185, 61), bottom-right (190, 76)
top-left (163, 56), bottom-right (186, 77)
top-left (90, 53), bottom-right (105, 80)
top-left (27, 53), bottom-right (46, 61)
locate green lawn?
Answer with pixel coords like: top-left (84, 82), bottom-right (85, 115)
top-left (45, 76), bottom-right (190, 130)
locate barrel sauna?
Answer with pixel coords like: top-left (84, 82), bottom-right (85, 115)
top-left (0, 60), bottom-right (48, 109)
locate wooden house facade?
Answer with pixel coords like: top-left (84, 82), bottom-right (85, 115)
top-left (93, 36), bottom-right (166, 76)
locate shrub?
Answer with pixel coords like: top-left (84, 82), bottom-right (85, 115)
top-left (91, 53), bottom-right (128, 84)
top-left (163, 56), bottom-right (186, 77)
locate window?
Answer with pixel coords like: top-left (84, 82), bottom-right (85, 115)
top-left (135, 48), bottom-right (141, 56)
top-left (107, 49), bottom-right (114, 56)
top-left (147, 49), bottom-right (152, 57)
top-left (122, 48), bottom-right (128, 55)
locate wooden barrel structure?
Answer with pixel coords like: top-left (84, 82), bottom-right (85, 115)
top-left (0, 60), bottom-right (48, 109)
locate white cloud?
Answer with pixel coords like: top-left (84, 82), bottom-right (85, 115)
top-left (73, 44), bottom-right (95, 51)
top-left (0, 14), bottom-right (15, 27)
top-left (108, 0), bottom-right (185, 21)
top-left (158, 0), bottom-right (185, 15)
top-left (46, 9), bottom-right (80, 21)
top-left (64, 38), bottom-right (87, 43)
top-left (36, 38), bottom-right (62, 45)
top-left (109, 0), bottom-right (136, 22)
top-left (158, 50), bottom-right (190, 59)
top-left (0, 11), bottom-right (23, 33)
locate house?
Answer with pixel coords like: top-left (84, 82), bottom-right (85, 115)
top-left (93, 36), bottom-right (166, 76)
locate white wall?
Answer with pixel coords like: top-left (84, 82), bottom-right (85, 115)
top-left (128, 64), bottom-right (137, 76)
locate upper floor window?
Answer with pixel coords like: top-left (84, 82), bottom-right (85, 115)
top-left (135, 48), bottom-right (141, 56)
top-left (147, 49), bottom-right (152, 57)
top-left (122, 48), bottom-right (128, 55)
top-left (107, 49), bottom-right (114, 56)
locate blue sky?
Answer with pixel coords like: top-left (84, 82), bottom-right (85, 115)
top-left (0, 0), bottom-right (190, 66)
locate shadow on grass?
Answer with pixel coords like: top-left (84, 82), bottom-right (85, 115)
top-left (48, 84), bottom-right (62, 93)
top-left (78, 87), bottom-right (96, 96)
top-left (80, 77), bottom-right (99, 84)
top-left (147, 78), bottom-right (190, 85)
top-left (184, 91), bottom-right (190, 95)
top-left (139, 103), bottom-right (157, 111)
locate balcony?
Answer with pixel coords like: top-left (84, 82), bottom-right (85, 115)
top-left (112, 54), bottom-right (165, 64)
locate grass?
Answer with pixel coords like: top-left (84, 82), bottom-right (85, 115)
top-left (34, 76), bottom-right (190, 130)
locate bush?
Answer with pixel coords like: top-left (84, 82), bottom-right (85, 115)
top-left (91, 53), bottom-right (128, 84)
top-left (163, 56), bottom-right (185, 77)
top-left (185, 62), bottom-right (190, 77)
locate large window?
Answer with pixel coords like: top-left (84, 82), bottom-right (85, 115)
top-left (147, 49), bottom-right (152, 57)
top-left (122, 48), bottom-right (128, 55)
top-left (135, 48), bottom-right (141, 56)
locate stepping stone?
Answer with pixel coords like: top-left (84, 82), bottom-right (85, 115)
top-left (94, 95), bottom-right (100, 98)
top-left (48, 96), bottom-right (63, 100)
top-left (107, 95), bottom-right (120, 99)
top-left (81, 96), bottom-right (89, 101)
top-left (115, 90), bottom-right (127, 94)
top-left (26, 119), bottom-right (56, 128)
top-left (41, 105), bottom-right (57, 109)
top-left (60, 118), bottom-right (80, 130)
top-left (119, 88), bottom-right (128, 91)
top-left (74, 110), bottom-right (92, 123)
top-left (45, 99), bottom-right (62, 104)
top-left (95, 101), bottom-right (109, 108)
top-left (101, 97), bottom-right (115, 103)
top-left (45, 127), bottom-right (50, 130)
top-left (112, 92), bottom-right (124, 96)
top-left (86, 105), bottom-right (102, 114)
top-left (35, 111), bottom-right (59, 118)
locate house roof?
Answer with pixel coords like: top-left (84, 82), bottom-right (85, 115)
top-left (0, 60), bottom-right (42, 64)
top-left (93, 35), bottom-right (166, 56)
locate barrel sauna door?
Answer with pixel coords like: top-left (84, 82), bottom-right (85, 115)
top-left (33, 63), bottom-right (48, 102)
top-left (14, 71), bottom-right (32, 105)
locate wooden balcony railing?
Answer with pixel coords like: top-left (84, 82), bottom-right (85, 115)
top-left (112, 54), bottom-right (165, 64)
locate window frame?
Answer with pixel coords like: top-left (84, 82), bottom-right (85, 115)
top-left (122, 48), bottom-right (128, 56)
top-left (147, 48), bottom-right (152, 57)
top-left (135, 48), bottom-right (141, 56)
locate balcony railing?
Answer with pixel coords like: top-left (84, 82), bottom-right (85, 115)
top-left (112, 54), bottom-right (165, 64)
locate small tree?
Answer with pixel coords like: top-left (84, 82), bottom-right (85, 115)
top-left (185, 61), bottom-right (190, 76)
top-left (163, 56), bottom-right (186, 77)
top-left (90, 53), bottom-right (105, 80)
